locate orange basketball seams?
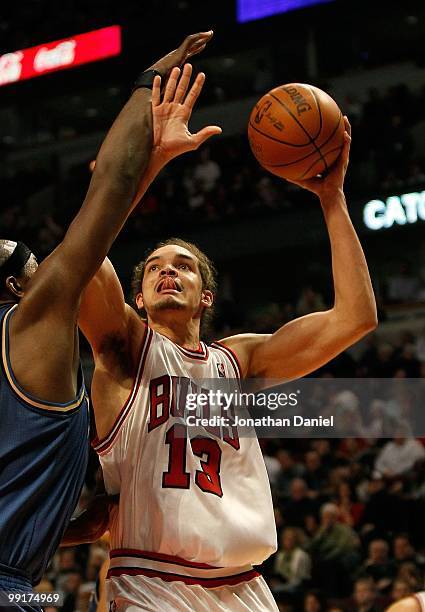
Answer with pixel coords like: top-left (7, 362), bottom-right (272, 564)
top-left (248, 82), bottom-right (344, 180)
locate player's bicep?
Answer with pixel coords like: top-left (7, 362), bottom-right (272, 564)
top-left (78, 258), bottom-right (132, 354)
top-left (250, 310), bottom-right (366, 379)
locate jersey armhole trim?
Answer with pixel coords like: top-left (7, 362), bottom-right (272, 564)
top-left (211, 341), bottom-right (243, 379)
top-left (93, 325), bottom-right (153, 454)
top-left (1, 304), bottom-right (86, 413)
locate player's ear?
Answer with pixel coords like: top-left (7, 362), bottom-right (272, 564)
top-left (135, 292), bottom-right (144, 311)
top-left (201, 290), bottom-right (213, 309)
top-left (5, 275), bottom-right (24, 298)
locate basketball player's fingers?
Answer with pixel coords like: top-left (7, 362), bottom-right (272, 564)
top-left (163, 67), bottom-right (181, 103)
top-left (152, 75), bottom-right (162, 107)
top-left (183, 72), bottom-right (206, 112)
top-left (340, 132), bottom-right (351, 168)
top-left (192, 125), bottom-right (222, 148)
top-left (183, 31), bottom-right (213, 59)
top-left (186, 41), bottom-right (207, 59)
top-left (174, 64), bottom-right (193, 103)
top-left (343, 115), bottom-right (351, 137)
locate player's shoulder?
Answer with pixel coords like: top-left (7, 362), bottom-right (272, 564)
top-left (213, 333), bottom-right (271, 378)
top-left (386, 596), bottom-right (421, 612)
top-left (215, 332), bottom-right (271, 351)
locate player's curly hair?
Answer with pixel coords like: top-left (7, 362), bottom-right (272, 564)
top-left (131, 238), bottom-right (217, 335)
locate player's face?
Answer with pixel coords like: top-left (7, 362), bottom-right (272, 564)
top-left (137, 245), bottom-right (212, 320)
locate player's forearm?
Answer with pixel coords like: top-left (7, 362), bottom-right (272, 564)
top-left (60, 88), bottom-right (162, 291)
top-left (78, 86), bottom-right (156, 224)
top-left (321, 188), bottom-right (377, 332)
top-left (92, 88), bottom-right (154, 204)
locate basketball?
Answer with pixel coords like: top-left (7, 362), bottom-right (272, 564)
top-left (248, 83), bottom-right (345, 181)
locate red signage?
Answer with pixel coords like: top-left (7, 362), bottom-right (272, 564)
top-left (0, 26), bottom-right (121, 87)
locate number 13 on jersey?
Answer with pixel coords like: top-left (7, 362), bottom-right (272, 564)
top-left (162, 423), bottom-right (223, 497)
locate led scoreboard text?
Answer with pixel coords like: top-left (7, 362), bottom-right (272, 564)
top-left (237, 0), bottom-right (333, 23)
top-left (363, 191), bottom-right (425, 231)
top-left (0, 26), bottom-right (121, 86)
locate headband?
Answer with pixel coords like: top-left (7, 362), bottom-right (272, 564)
top-left (0, 241), bottom-right (32, 279)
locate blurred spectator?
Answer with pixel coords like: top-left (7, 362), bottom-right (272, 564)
top-left (309, 503), bottom-right (360, 596)
top-left (193, 147), bottom-right (221, 193)
top-left (272, 527), bottom-right (311, 595)
top-left (311, 439), bottom-right (337, 471)
top-left (61, 572), bottom-right (82, 612)
top-left (387, 263), bottom-right (421, 304)
top-left (350, 577), bottom-right (379, 612)
top-left (368, 343), bottom-right (396, 378)
top-left (255, 176), bottom-right (280, 209)
top-left (334, 481), bottom-right (364, 528)
top-left (303, 590), bottom-right (327, 612)
top-left (374, 426), bottom-right (425, 478)
top-left (274, 450), bottom-right (305, 499)
top-left (282, 478), bottom-right (318, 528)
top-left (393, 344), bottom-right (421, 378)
top-left (358, 539), bottom-right (396, 591)
top-left (303, 450), bottom-right (328, 493)
top-left (392, 535), bottom-right (419, 568)
top-left (395, 561), bottom-right (422, 592)
top-left (390, 579), bottom-right (413, 604)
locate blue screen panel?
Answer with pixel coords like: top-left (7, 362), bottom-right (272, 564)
top-left (237, 0), bottom-right (333, 23)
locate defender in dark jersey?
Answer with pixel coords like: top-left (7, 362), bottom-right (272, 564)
top-left (0, 31), bottom-right (218, 610)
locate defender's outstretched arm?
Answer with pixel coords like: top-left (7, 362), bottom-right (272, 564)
top-left (9, 33), bottom-right (216, 403)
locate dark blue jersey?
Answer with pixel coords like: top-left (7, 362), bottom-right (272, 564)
top-left (0, 303), bottom-right (89, 585)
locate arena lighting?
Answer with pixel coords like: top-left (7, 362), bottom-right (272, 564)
top-left (0, 25), bottom-right (121, 87)
top-left (363, 191), bottom-right (425, 231)
top-left (237, 0), bottom-right (334, 23)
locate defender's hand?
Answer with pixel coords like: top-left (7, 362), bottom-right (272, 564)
top-left (148, 31), bottom-right (213, 78)
top-left (152, 64), bottom-right (222, 163)
top-left (287, 116), bottom-right (351, 199)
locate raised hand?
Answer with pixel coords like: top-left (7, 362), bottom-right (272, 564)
top-left (148, 31), bottom-right (214, 78)
top-left (287, 116), bottom-right (352, 199)
top-left (151, 64), bottom-right (222, 163)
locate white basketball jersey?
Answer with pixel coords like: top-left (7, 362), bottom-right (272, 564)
top-left (94, 326), bottom-right (277, 569)
top-left (415, 592), bottom-right (425, 611)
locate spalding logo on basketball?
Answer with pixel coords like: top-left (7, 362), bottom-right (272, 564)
top-left (248, 83), bottom-right (344, 180)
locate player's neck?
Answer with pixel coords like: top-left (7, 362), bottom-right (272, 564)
top-left (0, 297), bottom-right (18, 306)
top-left (149, 317), bottom-right (201, 351)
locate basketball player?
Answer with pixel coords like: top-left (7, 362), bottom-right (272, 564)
top-left (0, 31), bottom-right (217, 610)
top-left (77, 105), bottom-right (377, 610)
top-left (387, 593), bottom-right (425, 611)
